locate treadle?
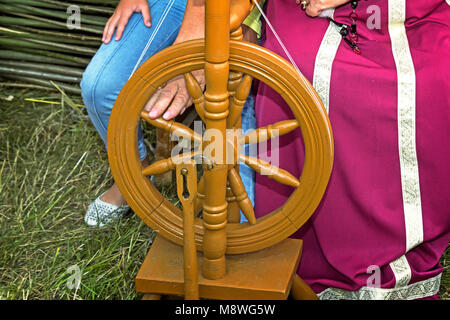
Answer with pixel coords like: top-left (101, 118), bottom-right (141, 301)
top-left (136, 235), bottom-right (303, 300)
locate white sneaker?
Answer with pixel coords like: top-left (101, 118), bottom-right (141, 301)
top-left (84, 193), bottom-right (130, 227)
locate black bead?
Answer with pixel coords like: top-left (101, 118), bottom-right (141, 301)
top-left (340, 26), bottom-right (349, 37)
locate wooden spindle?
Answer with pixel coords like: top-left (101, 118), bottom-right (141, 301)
top-left (228, 71), bottom-right (243, 98)
top-left (141, 111), bottom-right (202, 143)
top-left (230, 26), bottom-right (243, 41)
top-left (142, 152), bottom-right (200, 177)
top-left (226, 183), bottom-right (241, 223)
top-left (239, 120), bottom-right (299, 145)
top-left (142, 157), bottom-right (175, 177)
top-left (184, 72), bottom-right (206, 122)
top-left (227, 74), bottom-right (252, 129)
top-left (239, 154), bottom-right (300, 188)
top-left (201, 0), bottom-right (230, 280)
top-left (227, 167), bottom-right (256, 225)
top-left (226, 69), bottom-right (244, 223)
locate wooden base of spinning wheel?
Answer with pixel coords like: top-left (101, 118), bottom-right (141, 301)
top-left (136, 235), bottom-right (318, 300)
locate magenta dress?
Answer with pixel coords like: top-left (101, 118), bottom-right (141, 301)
top-left (254, 0), bottom-right (450, 299)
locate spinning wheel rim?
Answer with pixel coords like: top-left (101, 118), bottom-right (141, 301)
top-left (107, 39), bottom-right (334, 254)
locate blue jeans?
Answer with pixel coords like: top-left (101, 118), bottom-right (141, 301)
top-left (81, 0), bottom-right (187, 161)
top-left (80, 0), bottom-right (256, 221)
top-left (239, 95), bottom-right (256, 222)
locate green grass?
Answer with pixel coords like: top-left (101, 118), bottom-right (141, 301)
top-left (0, 88), bottom-right (448, 300)
top-left (440, 246), bottom-right (449, 300)
top-left (0, 88), bottom-right (156, 299)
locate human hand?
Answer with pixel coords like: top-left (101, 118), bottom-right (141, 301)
top-left (143, 1), bottom-right (205, 121)
top-left (242, 25), bottom-right (258, 44)
top-left (144, 70), bottom-right (205, 120)
top-left (103, 0), bottom-right (151, 44)
top-left (295, 0), bottom-right (350, 17)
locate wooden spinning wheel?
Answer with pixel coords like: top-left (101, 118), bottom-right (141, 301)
top-left (107, 0), bottom-right (333, 298)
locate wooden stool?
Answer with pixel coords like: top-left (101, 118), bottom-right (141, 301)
top-left (136, 235), bottom-right (317, 300)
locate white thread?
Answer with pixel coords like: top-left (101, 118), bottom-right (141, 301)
top-left (129, 0), bottom-right (176, 78)
top-left (253, 0), bottom-right (304, 79)
top-left (312, 18), bottom-right (342, 113)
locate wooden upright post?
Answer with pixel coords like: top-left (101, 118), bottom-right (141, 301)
top-left (226, 28), bottom-right (244, 224)
top-left (201, 0), bottom-right (230, 280)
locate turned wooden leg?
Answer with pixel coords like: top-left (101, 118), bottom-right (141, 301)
top-left (290, 275), bottom-right (319, 300)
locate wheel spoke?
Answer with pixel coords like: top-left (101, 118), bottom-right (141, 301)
top-left (141, 111), bottom-right (202, 143)
top-left (227, 74), bottom-right (252, 128)
top-left (239, 154), bottom-right (300, 188)
top-left (184, 72), bottom-right (206, 122)
top-left (239, 120), bottom-right (299, 145)
top-left (142, 158), bottom-right (174, 176)
top-left (142, 151), bottom-right (200, 176)
top-left (226, 182), bottom-right (241, 223)
top-left (227, 167), bottom-right (256, 225)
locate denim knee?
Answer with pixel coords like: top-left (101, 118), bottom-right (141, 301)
top-left (81, 66), bottom-right (148, 161)
top-left (80, 66), bottom-right (93, 111)
top-left (81, 65), bottom-right (111, 142)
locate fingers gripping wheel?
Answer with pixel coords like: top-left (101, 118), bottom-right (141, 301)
top-left (107, 39), bottom-right (334, 255)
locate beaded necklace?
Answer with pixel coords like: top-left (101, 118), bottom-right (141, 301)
top-left (330, 1), bottom-right (362, 54)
